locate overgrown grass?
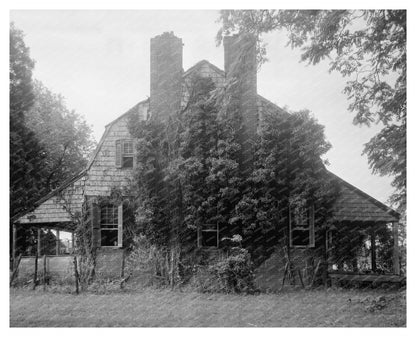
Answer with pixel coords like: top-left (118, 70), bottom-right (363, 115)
top-left (10, 287), bottom-right (406, 327)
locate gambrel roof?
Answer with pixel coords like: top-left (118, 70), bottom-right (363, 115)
top-left (13, 59), bottom-right (400, 227)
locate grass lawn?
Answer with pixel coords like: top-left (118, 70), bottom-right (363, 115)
top-left (10, 287), bottom-right (406, 327)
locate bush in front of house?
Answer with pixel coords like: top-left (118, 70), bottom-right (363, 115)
top-left (124, 234), bottom-right (171, 287)
top-left (192, 247), bottom-right (256, 294)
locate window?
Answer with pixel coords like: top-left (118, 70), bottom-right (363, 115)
top-left (290, 205), bottom-right (315, 248)
top-left (116, 139), bottom-right (134, 168)
top-left (100, 204), bottom-right (123, 247)
top-left (198, 224), bottom-right (219, 248)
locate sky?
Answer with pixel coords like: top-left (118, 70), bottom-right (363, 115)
top-left (9, 9), bottom-right (396, 205)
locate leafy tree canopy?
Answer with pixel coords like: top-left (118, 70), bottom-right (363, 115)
top-left (27, 80), bottom-right (96, 190)
top-left (217, 10), bottom-right (406, 214)
top-left (10, 23), bottom-right (48, 217)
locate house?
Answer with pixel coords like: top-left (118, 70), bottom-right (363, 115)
top-left (12, 32), bottom-right (401, 287)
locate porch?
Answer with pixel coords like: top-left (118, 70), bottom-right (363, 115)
top-left (11, 222), bottom-right (77, 269)
top-left (322, 173), bottom-right (403, 285)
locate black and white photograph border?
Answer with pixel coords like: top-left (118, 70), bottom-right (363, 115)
top-left (2, 0), bottom-right (414, 333)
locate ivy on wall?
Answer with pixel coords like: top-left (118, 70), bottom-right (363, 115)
top-left (127, 74), bottom-right (338, 269)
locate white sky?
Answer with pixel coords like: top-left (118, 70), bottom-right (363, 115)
top-left (9, 9), bottom-right (396, 205)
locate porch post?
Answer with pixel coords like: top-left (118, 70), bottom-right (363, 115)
top-left (323, 224), bottom-right (329, 288)
top-left (12, 224), bottom-right (17, 268)
top-left (71, 232), bottom-right (75, 254)
top-left (37, 228), bottom-right (41, 256)
top-left (56, 229), bottom-right (60, 256)
top-left (393, 221), bottom-right (400, 275)
top-left (370, 224), bottom-right (376, 272)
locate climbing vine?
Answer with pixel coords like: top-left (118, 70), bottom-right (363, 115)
top-left (128, 74), bottom-right (338, 274)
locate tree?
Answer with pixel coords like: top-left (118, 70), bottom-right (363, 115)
top-left (217, 10), bottom-right (406, 214)
top-left (10, 24), bottom-right (95, 260)
top-left (27, 81), bottom-right (95, 191)
top-left (10, 23), bottom-right (48, 218)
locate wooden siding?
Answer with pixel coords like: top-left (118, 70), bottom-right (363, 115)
top-left (18, 175), bottom-right (86, 225)
top-left (181, 60), bottom-right (225, 110)
top-left (84, 103), bottom-right (148, 196)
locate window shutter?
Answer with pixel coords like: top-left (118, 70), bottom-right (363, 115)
top-left (91, 201), bottom-right (101, 248)
top-left (115, 140), bottom-right (122, 168)
top-left (309, 205), bottom-right (315, 248)
top-left (289, 206), bottom-right (293, 248)
top-left (132, 140), bottom-right (137, 169)
top-left (117, 204), bottom-right (123, 247)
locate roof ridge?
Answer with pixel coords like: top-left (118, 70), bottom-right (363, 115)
top-left (183, 59), bottom-right (225, 78)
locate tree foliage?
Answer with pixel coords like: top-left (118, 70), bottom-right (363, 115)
top-left (10, 23), bottom-right (96, 219)
top-left (10, 23), bottom-right (96, 260)
top-left (27, 80), bottom-right (95, 191)
top-left (10, 23), bottom-right (48, 217)
top-left (217, 10), bottom-right (406, 214)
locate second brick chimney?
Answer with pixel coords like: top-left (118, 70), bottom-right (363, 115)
top-left (224, 33), bottom-right (258, 170)
top-left (150, 32), bottom-right (183, 122)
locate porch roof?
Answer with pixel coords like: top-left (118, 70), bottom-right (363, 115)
top-left (12, 170), bottom-right (86, 229)
top-left (329, 172), bottom-right (400, 223)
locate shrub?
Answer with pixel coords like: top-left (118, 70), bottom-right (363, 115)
top-left (124, 234), bottom-right (170, 287)
top-left (193, 248), bottom-right (256, 294)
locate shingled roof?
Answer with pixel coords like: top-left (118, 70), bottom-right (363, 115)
top-left (330, 172), bottom-right (400, 223)
top-left (13, 60), bottom-right (400, 226)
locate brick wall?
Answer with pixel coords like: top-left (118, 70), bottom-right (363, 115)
top-left (224, 34), bottom-right (258, 172)
top-left (94, 248), bottom-right (125, 279)
top-left (150, 32), bottom-right (183, 121)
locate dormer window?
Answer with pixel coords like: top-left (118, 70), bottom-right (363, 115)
top-left (116, 139), bottom-right (134, 168)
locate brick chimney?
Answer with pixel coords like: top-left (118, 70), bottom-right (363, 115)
top-left (224, 33), bottom-right (258, 171)
top-left (150, 32), bottom-right (183, 121)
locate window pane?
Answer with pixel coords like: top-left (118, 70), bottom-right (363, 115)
top-left (293, 208), bottom-right (309, 229)
top-left (101, 205), bottom-right (118, 225)
top-left (202, 231), bottom-right (218, 247)
top-left (101, 229), bottom-right (118, 246)
top-left (122, 156), bottom-right (133, 168)
top-left (123, 141), bottom-right (133, 154)
top-left (292, 229), bottom-right (309, 246)
top-left (112, 206), bottom-right (118, 224)
top-left (101, 207), bottom-right (108, 224)
top-left (101, 224), bottom-right (118, 229)
top-left (202, 224), bottom-right (217, 231)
